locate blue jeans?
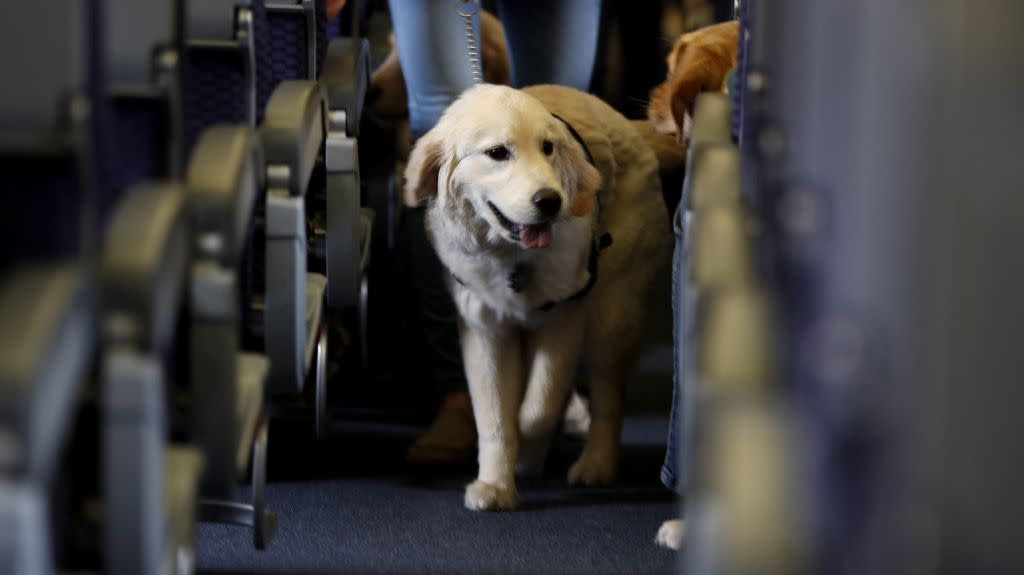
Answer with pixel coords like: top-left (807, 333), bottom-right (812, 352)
top-left (389, 0), bottom-right (603, 135)
top-left (662, 201), bottom-right (693, 496)
top-left (389, 0), bottom-right (603, 396)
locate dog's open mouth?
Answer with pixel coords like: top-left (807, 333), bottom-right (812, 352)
top-left (488, 201), bottom-right (553, 249)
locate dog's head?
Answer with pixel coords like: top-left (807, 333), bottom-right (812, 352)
top-left (404, 85), bottom-right (601, 250)
top-left (648, 21), bottom-right (740, 143)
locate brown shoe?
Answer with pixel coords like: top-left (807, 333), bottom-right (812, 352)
top-left (406, 402), bottom-right (477, 465)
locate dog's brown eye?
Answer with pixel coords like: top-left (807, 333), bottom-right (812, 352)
top-left (542, 140), bottom-right (554, 155)
top-left (485, 146), bottom-right (510, 161)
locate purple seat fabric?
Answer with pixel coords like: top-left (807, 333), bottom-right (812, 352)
top-left (183, 48), bottom-right (248, 154)
top-left (0, 156), bottom-right (80, 273)
top-left (265, 0), bottom-right (329, 88)
top-left (111, 96), bottom-right (169, 193)
top-left (183, 0), bottom-right (273, 154)
top-left (317, 0), bottom-right (331, 73)
top-left (267, 10), bottom-right (308, 84)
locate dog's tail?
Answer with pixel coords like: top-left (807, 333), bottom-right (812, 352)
top-left (630, 119), bottom-right (687, 177)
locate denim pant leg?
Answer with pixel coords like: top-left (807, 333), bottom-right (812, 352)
top-left (662, 203), bottom-right (694, 497)
top-left (387, 0), bottom-right (481, 137)
top-left (496, 0), bottom-right (603, 90)
top-left (388, 0), bottom-right (480, 396)
top-left (403, 207), bottom-right (469, 396)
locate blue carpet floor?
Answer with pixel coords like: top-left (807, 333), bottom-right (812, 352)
top-left (197, 415), bottom-right (680, 575)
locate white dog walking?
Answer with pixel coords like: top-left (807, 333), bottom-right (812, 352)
top-left (404, 84), bottom-right (671, 511)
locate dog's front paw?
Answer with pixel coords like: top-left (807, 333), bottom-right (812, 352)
top-left (464, 480), bottom-right (517, 511)
top-left (655, 519), bottom-right (686, 550)
top-left (567, 448), bottom-right (617, 486)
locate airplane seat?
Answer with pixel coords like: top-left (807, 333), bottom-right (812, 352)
top-left (179, 0), bottom-right (306, 549)
top-left (100, 1), bottom-right (215, 573)
top-left (183, 1), bottom-right (333, 436)
top-left (183, 0), bottom-right (273, 150)
top-left (259, 81), bottom-right (331, 403)
top-left (185, 124), bottom-right (277, 550)
top-left (735, 0), bottom-right (769, 214)
top-left (261, 0), bottom-right (375, 376)
top-left (266, 0), bottom-right (318, 82)
top-left (665, 89), bottom-right (798, 574)
top-left (0, 2), bottom-right (104, 572)
top-left (251, 0), bottom-right (369, 425)
top-left (732, 0), bottom-right (747, 142)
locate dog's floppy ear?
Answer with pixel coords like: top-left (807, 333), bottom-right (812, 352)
top-left (559, 135), bottom-right (602, 217)
top-left (403, 131), bottom-right (445, 207)
top-left (569, 156), bottom-right (601, 217)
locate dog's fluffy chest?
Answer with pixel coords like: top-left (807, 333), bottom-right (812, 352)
top-left (435, 216), bottom-right (593, 327)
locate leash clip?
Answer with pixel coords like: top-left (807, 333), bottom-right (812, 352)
top-left (455, 0), bottom-right (479, 17)
top-left (454, 0), bottom-right (483, 84)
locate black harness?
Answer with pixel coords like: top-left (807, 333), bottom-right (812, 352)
top-left (451, 114), bottom-right (613, 312)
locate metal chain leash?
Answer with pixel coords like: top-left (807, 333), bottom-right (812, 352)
top-left (455, 0), bottom-right (483, 84)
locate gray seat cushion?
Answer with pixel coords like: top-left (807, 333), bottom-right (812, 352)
top-left (165, 446), bottom-right (204, 564)
top-left (235, 353), bottom-right (267, 474)
top-left (304, 272), bottom-right (326, 370)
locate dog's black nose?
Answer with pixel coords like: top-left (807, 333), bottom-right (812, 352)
top-left (532, 188), bottom-right (562, 218)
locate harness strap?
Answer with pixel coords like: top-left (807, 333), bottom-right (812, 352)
top-left (537, 232), bottom-right (613, 312)
top-left (551, 113), bottom-right (596, 167)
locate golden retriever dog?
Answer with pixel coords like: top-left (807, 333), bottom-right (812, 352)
top-left (648, 20), bottom-right (740, 142)
top-left (404, 84), bottom-right (671, 511)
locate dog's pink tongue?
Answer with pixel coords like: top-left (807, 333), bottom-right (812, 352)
top-left (519, 223), bottom-right (552, 249)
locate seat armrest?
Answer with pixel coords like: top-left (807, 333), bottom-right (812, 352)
top-left (0, 266), bottom-right (92, 480)
top-left (691, 206), bottom-right (754, 289)
top-left (186, 125), bottom-right (264, 267)
top-left (685, 145), bottom-right (741, 211)
top-left (0, 481), bottom-right (54, 574)
top-left (100, 182), bottom-right (189, 353)
top-left (320, 37), bottom-right (370, 137)
top-left (690, 93), bottom-right (734, 151)
top-left (260, 81), bottom-right (327, 197)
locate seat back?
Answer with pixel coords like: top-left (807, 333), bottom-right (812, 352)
top-left (266, 0), bottom-right (319, 83)
top-left (0, 3), bottom-right (103, 572)
top-left (0, 0), bottom-right (107, 271)
top-left (183, 0), bottom-right (273, 152)
top-left (107, 0), bottom-right (185, 185)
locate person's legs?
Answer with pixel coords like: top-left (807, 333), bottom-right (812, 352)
top-left (388, 0), bottom-right (481, 137)
top-left (402, 207), bottom-right (477, 463)
top-left (497, 0), bottom-right (603, 90)
top-left (662, 203), bottom-right (689, 496)
top-left (389, 0), bottom-right (481, 463)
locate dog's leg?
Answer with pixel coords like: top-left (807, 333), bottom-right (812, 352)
top-left (517, 306), bottom-right (586, 477)
top-left (460, 321), bottom-right (522, 511)
top-left (568, 362), bottom-right (627, 486)
top-left (569, 305), bottom-right (640, 486)
top-left (655, 519), bottom-right (686, 549)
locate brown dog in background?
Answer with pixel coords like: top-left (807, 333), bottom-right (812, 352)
top-left (647, 20), bottom-right (740, 143)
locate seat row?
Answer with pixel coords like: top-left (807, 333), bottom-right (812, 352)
top-left (0, 1), bottom-right (376, 573)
